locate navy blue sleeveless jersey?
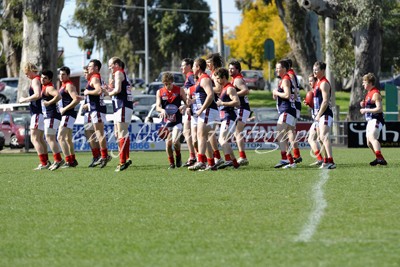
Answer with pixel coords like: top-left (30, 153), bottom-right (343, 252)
top-left (159, 85), bottom-right (183, 126)
top-left (231, 73), bottom-right (250, 111)
top-left (219, 83), bottom-right (237, 121)
top-left (59, 81), bottom-right (78, 118)
top-left (29, 76), bottom-right (42, 115)
top-left (42, 83), bottom-right (61, 120)
top-left (112, 71), bottom-right (133, 111)
top-left (313, 76), bottom-right (333, 117)
top-left (87, 73), bottom-right (107, 114)
top-left (194, 73), bottom-right (218, 111)
top-left (276, 74), bottom-right (296, 117)
top-left (364, 88), bottom-right (385, 125)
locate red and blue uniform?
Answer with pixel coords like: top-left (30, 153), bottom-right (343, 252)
top-left (29, 76), bottom-right (42, 115)
top-left (276, 74), bottom-right (296, 117)
top-left (287, 69), bottom-right (302, 112)
top-left (219, 83), bottom-right (237, 121)
top-left (313, 76), bottom-right (333, 117)
top-left (364, 87), bottom-right (385, 125)
top-left (159, 85), bottom-right (183, 127)
top-left (184, 71), bottom-right (195, 89)
top-left (42, 83), bottom-right (61, 120)
top-left (195, 73), bottom-right (218, 111)
top-left (59, 81), bottom-right (78, 118)
top-left (87, 73), bottom-right (107, 114)
top-left (231, 73), bottom-right (250, 111)
top-left (112, 71), bottom-right (133, 111)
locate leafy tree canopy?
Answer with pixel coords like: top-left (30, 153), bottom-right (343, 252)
top-left (73, 0), bottom-right (212, 78)
top-left (226, 0), bottom-right (290, 76)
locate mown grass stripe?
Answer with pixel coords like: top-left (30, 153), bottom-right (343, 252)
top-left (295, 169), bottom-right (330, 242)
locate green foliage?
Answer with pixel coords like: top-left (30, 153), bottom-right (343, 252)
top-left (0, 0), bottom-right (23, 47)
top-left (1, 149), bottom-right (399, 266)
top-left (327, 0), bottom-right (394, 79)
top-left (73, 0), bottom-right (212, 77)
top-left (381, 1), bottom-right (400, 74)
top-left (225, 0), bottom-right (290, 76)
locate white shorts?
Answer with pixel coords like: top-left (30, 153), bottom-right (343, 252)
top-left (84, 113), bottom-right (94, 131)
top-left (317, 115), bottom-right (333, 128)
top-left (198, 108), bottom-right (219, 126)
top-left (220, 118), bottom-right (236, 138)
top-left (30, 113), bottom-right (44, 131)
top-left (167, 123), bottom-right (183, 131)
top-left (191, 115), bottom-right (198, 127)
top-left (114, 107), bottom-right (133, 123)
top-left (310, 121), bottom-right (318, 132)
top-left (182, 113), bottom-right (189, 124)
top-left (366, 119), bottom-right (382, 138)
top-left (90, 111), bottom-right (106, 124)
top-left (277, 112), bottom-right (296, 127)
top-left (44, 118), bottom-right (60, 135)
top-left (60, 115), bottom-right (76, 130)
top-left (236, 108), bottom-right (251, 124)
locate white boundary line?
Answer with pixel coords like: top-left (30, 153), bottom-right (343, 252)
top-left (295, 169), bottom-right (330, 242)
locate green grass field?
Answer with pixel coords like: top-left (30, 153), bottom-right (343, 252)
top-left (1, 148), bottom-right (399, 267)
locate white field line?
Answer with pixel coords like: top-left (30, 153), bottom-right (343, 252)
top-left (295, 169), bottom-right (330, 242)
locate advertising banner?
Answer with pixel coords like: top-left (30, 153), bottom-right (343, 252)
top-left (72, 123), bottom-right (166, 151)
top-left (347, 121), bottom-right (400, 148)
top-left (72, 122), bottom-right (313, 151)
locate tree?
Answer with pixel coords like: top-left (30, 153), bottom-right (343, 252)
top-left (226, 0), bottom-right (290, 73)
top-left (17, 0), bottom-right (64, 98)
top-left (380, 2), bottom-right (400, 75)
top-left (298, 0), bottom-right (383, 120)
top-left (1, 0), bottom-right (23, 77)
top-left (73, 0), bottom-right (212, 80)
top-left (274, 0), bottom-right (322, 78)
top-left (235, 0), bottom-right (322, 79)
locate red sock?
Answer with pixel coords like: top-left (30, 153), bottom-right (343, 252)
top-left (119, 138), bottom-right (127, 164)
top-left (125, 138), bottom-right (130, 160)
top-left (213, 150), bottom-right (221, 159)
top-left (175, 149), bottom-right (181, 156)
top-left (53, 153), bottom-right (62, 162)
top-left (65, 155), bottom-right (72, 164)
top-left (328, 157), bottom-right (334, 163)
top-left (375, 150), bottom-right (384, 160)
top-left (287, 153), bottom-right (294, 164)
top-left (71, 154), bottom-right (76, 161)
top-left (225, 154), bottom-right (232, 162)
top-left (324, 157), bottom-right (328, 163)
top-left (293, 148), bottom-right (300, 158)
top-left (315, 150), bottom-right (323, 161)
top-left (92, 148), bottom-right (100, 158)
top-left (190, 152), bottom-right (196, 159)
top-left (197, 154), bottom-right (205, 163)
top-left (281, 151), bottom-right (287, 160)
top-left (207, 158), bottom-right (215, 167)
top-left (39, 154), bottom-right (47, 165)
top-left (168, 156), bottom-right (174, 165)
top-left (239, 151), bottom-right (246, 159)
top-left (101, 148), bottom-right (108, 159)
top-left (233, 158), bottom-right (239, 168)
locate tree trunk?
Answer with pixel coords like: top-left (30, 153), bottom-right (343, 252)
top-left (297, 0), bottom-right (339, 19)
top-left (348, 19), bottom-right (382, 121)
top-left (275, 0), bottom-right (322, 78)
top-left (1, 31), bottom-right (19, 77)
top-left (1, 0), bottom-right (22, 77)
top-left (297, 0), bottom-right (382, 121)
top-left (18, 0), bottom-right (64, 99)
